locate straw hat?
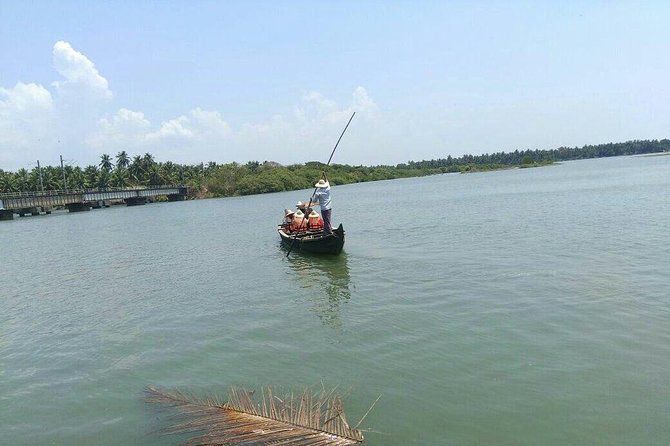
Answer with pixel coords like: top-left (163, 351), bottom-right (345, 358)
top-left (314, 179), bottom-right (329, 188)
top-left (296, 200), bottom-right (303, 208)
top-left (284, 208), bottom-right (295, 217)
top-left (308, 210), bottom-right (320, 218)
top-left (294, 210), bottom-right (304, 218)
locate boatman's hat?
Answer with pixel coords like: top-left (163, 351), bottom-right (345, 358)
top-left (314, 179), bottom-right (329, 188)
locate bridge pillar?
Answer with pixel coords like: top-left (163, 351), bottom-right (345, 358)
top-left (125, 196), bottom-right (147, 206)
top-left (0, 210), bottom-right (14, 221)
top-left (89, 200), bottom-right (111, 209)
top-left (18, 207), bottom-right (40, 216)
top-left (67, 203), bottom-right (91, 213)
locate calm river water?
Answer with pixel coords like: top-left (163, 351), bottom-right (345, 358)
top-left (2, 155), bottom-right (669, 445)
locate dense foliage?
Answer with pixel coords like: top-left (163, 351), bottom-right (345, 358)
top-left (1, 139), bottom-right (668, 197)
top-left (398, 139), bottom-right (670, 170)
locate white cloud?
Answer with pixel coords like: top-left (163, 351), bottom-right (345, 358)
top-left (1, 40), bottom-right (388, 169)
top-left (107, 108), bottom-right (151, 129)
top-left (0, 41), bottom-right (118, 169)
top-left (352, 86), bottom-right (379, 114)
top-left (0, 83), bottom-right (55, 167)
top-left (84, 107), bottom-right (236, 163)
top-left (84, 87), bottom-right (384, 165)
top-left (190, 108), bottom-right (233, 138)
top-left (149, 116), bottom-right (193, 140)
top-left (86, 108), bottom-right (151, 149)
top-left (52, 40), bottom-right (112, 100)
top-left (0, 82), bottom-right (53, 112)
top-left (227, 87), bottom-right (383, 164)
top-left (302, 91), bottom-right (338, 116)
top-left (83, 87), bottom-right (382, 166)
top-left (143, 108), bottom-right (231, 142)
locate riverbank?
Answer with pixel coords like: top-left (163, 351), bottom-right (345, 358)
top-left (2, 139), bottom-right (667, 198)
top-left (190, 160), bottom-right (557, 199)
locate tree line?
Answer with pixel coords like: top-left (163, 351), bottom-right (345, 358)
top-left (1, 139), bottom-right (668, 197)
top-left (398, 139), bottom-right (670, 170)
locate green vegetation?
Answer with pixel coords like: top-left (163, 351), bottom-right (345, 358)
top-left (398, 139), bottom-right (670, 170)
top-left (1, 139), bottom-right (668, 197)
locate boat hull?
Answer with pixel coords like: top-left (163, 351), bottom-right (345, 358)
top-left (279, 224), bottom-right (345, 255)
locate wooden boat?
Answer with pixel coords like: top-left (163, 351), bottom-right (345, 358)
top-left (278, 224), bottom-right (345, 255)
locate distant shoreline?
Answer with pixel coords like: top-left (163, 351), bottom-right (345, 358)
top-left (640, 151), bottom-right (670, 157)
top-left (1, 139), bottom-right (668, 199)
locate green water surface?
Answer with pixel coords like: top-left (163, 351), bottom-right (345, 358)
top-left (1, 155), bottom-right (669, 445)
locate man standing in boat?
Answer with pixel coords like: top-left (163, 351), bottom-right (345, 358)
top-left (310, 176), bottom-right (333, 235)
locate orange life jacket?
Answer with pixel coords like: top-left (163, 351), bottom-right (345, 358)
top-left (308, 211), bottom-right (324, 230)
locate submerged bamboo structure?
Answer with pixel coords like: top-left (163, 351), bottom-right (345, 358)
top-left (146, 385), bottom-right (365, 445)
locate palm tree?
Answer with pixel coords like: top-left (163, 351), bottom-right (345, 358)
top-left (142, 153), bottom-right (155, 171)
top-left (68, 167), bottom-right (86, 190)
top-left (42, 168), bottom-right (59, 191)
top-left (116, 150), bottom-right (130, 169)
top-left (206, 161), bottom-right (218, 174)
top-left (99, 154), bottom-right (114, 172)
top-left (0, 172), bottom-right (18, 193)
top-left (83, 165), bottom-right (99, 189)
top-left (147, 164), bottom-right (163, 185)
top-left (15, 168), bottom-right (30, 192)
top-left (29, 168), bottom-right (43, 191)
top-left (161, 161), bottom-right (179, 184)
top-left (111, 167), bottom-right (129, 187)
top-left (129, 155), bottom-right (144, 184)
top-left (96, 169), bottom-right (111, 189)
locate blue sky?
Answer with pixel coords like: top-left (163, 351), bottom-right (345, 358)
top-left (1, 1), bottom-right (668, 170)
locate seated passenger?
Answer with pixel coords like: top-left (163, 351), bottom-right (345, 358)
top-left (293, 210), bottom-right (306, 232)
top-left (296, 200), bottom-right (314, 214)
top-left (282, 209), bottom-right (295, 231)
top-left (307, 210), bottom-right (324, 230)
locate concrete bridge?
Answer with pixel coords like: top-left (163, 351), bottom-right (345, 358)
top-left (0, 185), bottom-right (188, 220)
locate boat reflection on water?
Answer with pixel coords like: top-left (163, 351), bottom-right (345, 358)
top-left (284, 251), bottom-right (351, 330)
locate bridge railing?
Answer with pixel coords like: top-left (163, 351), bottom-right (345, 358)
top-left (0, 185), bottom-right (185, 200)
